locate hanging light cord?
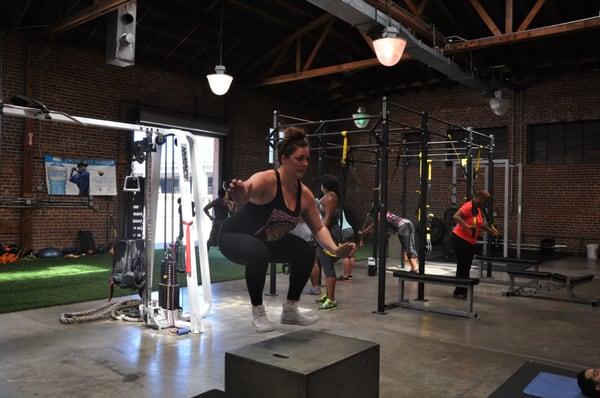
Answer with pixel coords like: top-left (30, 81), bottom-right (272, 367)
top-left (218, 2), bottom-right (224, 65)
top-left (386, 0), bottom-right (391, 28)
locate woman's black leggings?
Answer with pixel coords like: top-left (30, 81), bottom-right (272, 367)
top-left (218, 232), bottom-right (315, 306)
top-left (452, 233), bottom-right (475, 295)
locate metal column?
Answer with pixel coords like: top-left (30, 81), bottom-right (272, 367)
top-left (376, 97), bottom-right (389, 314)
top-left (465, 129), bottom-right (474, 200)
top-left (372, 146), bottom-right (381, 262)
top-left (503, 160), bottom-right (509, 258)
top-left (486, 134), bottom-right (495, 257)
top-left (268, 111), bottom-right (280, 296)
top-left (517, 163), bottom-right (523, 258)
top-left (417, 111), bottom-right (429, 301)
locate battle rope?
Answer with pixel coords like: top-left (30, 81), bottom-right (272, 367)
top-left (59, 299), bottom-right (142, 324)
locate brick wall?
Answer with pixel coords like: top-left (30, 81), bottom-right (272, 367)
top-left (343, 69), bottom-right (600, 254)
top-left (1, 32), bottom-right (598, 255)
top-left (0, 34), bottom-right (318, 250)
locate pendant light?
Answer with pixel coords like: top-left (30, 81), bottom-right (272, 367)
top-left (372, 0), bottom-right (407, 67)
top-left (353, 106), bottom-right (370, 128)
top-left (206, 2), bottom-right (233, 95)
top-left (352, 74), bottom-right (370, 128)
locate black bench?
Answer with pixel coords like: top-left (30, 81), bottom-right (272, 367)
top-left (503, 269), bottom-right (598, 306)
top-left (474, 255), bottom-right (543, 280)
top-left (391, 270), bottom-right (480, 318)
top-left (191, 389), bottom-right (230, 398)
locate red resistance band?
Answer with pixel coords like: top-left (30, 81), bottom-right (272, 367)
top-left (182, 220), bottom-right (193, 273)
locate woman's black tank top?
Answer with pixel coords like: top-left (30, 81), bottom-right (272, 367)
top-left (221, 170), bottom-right (301, 241)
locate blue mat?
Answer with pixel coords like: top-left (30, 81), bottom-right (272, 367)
top-left (523, 372), bottom-right (585, 398)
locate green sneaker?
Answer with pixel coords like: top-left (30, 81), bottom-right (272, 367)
top-left (315, 294), bottom-right (328, 303)
top-left (319, 298), bottom-right (338, 310)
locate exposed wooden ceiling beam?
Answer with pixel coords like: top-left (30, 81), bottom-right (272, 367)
top-left (154, 0), bottom-right (218, 68)
top-left (261, 58), bottom-right (381, 85)
top-left (365, 0), bottom-right (444, 45)
top-left (260, 56), bottom-right (412, 86)
top-left (6, 0), bottom-right (32, 32)
top-left (505, 0), bottom-right (513, 34)
top-left (240, 13), bottom-right (333, 80)
top-left (517, 0), bottom-right (546, 32)
top-left (444, 15), bottom-right (600, 53)
top-left (180, 47), bottom-right (207, 73)
top-left (229, 0), bottom-right (294, 30)
top-left (303, 17), bottom-right (335, 71)
top-left (295, 37), bottom-right (302, 73)
top-left (359, 31), bottom-right (375, 52)
top-left (45, 0), bottom-right (130, 36)
top-left (417, 0), bottom-right (429, 17)
top-left (266, 42), bottom-right (292, 77)
top-left (467, 0), bottom-right (502, 36)
top-left (271, 0), bottom-right (375, 58)
top-left (403, 0), bottom-right (420, 17)
top-left (432, 0), bottom-right (465, 39)
top-left (156, 25), bottom-right (199, 68)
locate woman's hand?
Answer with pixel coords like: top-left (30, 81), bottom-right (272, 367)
top-left (488, 225), bottom-right (500, 237)
top-left (358, 231), bottom-right (364, 247)
top-left (228, 179), bottom-right (248, 204)
top-left (334, 242), bottom-right (356, 258)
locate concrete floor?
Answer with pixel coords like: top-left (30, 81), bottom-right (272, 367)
top-left (1, 255), bottom-right (599, 398)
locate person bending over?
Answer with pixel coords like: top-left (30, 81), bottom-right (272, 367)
top-left (578, 368), bottom-right (600, 397)
top-left (218, 127), bottom-right (355, 332)
top-left (203, 187), bottom-right (233, 251)
top-left (314, 174), bottom-right (342, 310)
top-left (339, 227), bottom-right (356, 281)
top-left (360, 210), bottom-right (419, 272)
top-left (451, 190), bottom-right (498, 299)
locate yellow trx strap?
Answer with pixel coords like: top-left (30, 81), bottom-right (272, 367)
top-left (324, 249), bottom-right (337, 258)
top-left (474, 146), bottom-right (482, 179)
top-left (488, 223), bottom-right (500, 236)
top-left (448, 133), bottom-right (462, 161)
top-left (427, 159), bottom-right (432, 182)
top-left (341, 130), bottom-right (348, 166)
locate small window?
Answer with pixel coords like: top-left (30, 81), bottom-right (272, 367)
top-left (528, 120), bottom-right (600, 164)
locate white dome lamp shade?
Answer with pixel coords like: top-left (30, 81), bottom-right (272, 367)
top-left (207, 65), bottom-right (233, 96)
top-left (489, 90), bottom-right (510, 116)
top-left (373, 26), bottom-right (407, 67)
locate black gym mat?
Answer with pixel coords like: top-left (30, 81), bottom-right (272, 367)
top-left (488, 361), bottom-right (578, 398)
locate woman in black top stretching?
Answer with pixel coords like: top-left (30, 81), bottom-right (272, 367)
top-left (219, 127), bottom-right (355, 332)
top-left (203, 187), bottom-right (233, 251)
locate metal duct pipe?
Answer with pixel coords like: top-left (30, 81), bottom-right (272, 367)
top-left (305, 0), bottom-right (490, 91)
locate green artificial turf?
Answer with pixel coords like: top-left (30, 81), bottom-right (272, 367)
top-left (0, 242), bottom-right (373, 314)
top-left (0, 249), bottom-right (246, 313)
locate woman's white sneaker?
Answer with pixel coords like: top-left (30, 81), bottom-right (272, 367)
top-left (281, 302), bottom-right (319, 326)
top-left (252, 305), bottom-right (275, 332)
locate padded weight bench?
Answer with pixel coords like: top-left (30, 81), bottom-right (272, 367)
top-left (391, 270), bottom-right (480, 318)
top-left (503, 269), bottom-right (598, 306)
top-left (474, 255), bottom-right (542, 281)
